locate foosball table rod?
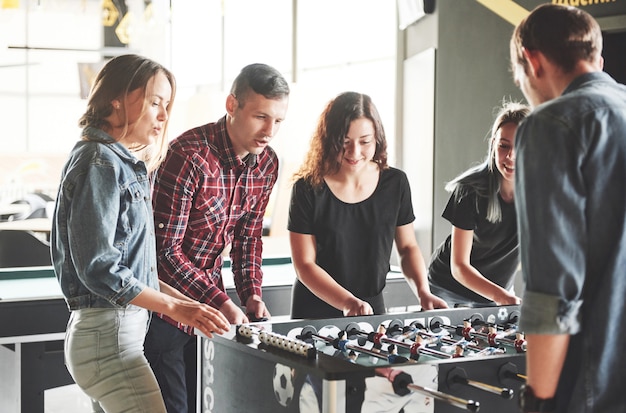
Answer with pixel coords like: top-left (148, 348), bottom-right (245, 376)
top-left (344, 324), bottom-right (451, 360)
top-left (447, 367), bottom-right (514, 399)
top-left (498, 362), bottom-right (527, 383)
top-left (306, 329), bottom-right (396, 362)
top-left (407, 382), bottom-right (480, 412)
top-left (235, 324), bottom-right (317, 359)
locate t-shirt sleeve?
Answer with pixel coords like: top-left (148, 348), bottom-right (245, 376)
top-left (396, 170), bottom-right (416, 226)
top-left (287, 178), bottom-right (315, 234)
top-left (441, 189), bottom-right (477, 231)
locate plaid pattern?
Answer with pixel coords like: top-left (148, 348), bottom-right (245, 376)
top-left (152, 116), bottom-right (278, 333)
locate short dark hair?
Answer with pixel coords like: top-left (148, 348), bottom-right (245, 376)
top-left (510, 4), bottom-right (602, 74)
top-left (230, 63), bottom-right (290, 107)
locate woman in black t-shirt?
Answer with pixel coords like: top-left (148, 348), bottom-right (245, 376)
top-left (288, 92), bottom-right (447, 319)
top-left (428, 101), bottom-right (530, 307)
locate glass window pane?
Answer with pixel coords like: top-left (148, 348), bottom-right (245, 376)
top-left (223, 0), bottom-right (293, 81)
top-left (297, 0), bottom-right (396, 69)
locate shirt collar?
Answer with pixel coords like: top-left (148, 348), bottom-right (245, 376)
top-left (563, 71), bottom-right (613, 96)
top-left (81, 126), bottom-right (143, 166)
top-left (214, 116), bottom-right (259, 170)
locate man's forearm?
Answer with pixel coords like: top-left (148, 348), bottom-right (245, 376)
top-left (526, 334), bottom-right (570, 398)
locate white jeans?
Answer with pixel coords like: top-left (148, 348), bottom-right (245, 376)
top-left (64, 308), bottom-right (166, 413)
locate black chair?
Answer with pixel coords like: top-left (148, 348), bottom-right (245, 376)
top-left (0, 230), bottom-right (52, 268)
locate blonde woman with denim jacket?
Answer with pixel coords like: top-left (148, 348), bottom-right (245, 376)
top-left (51, 55), bottom-right (228, 413)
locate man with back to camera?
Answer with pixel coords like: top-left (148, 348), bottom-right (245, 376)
top-left (144, 63), bottom-right (290, 413)
top-left (510, 4), bottom-right (626, 413)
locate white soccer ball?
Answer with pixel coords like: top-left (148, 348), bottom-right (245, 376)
top-left (272, 363), bottom-right (295, 407)
top-left (497, 307), bottom-right (509, 322)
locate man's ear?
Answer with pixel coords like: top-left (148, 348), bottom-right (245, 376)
top-left (225, 93), bottom-right (237, 116)
top-left (522, 47), bottom-right (543, 78)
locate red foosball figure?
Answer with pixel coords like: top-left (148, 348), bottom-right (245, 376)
top-left (372, 324), bottom-right (387, 351)
top-left (514, 332), bottom-right (527, 353)
top-left (409, 335), bottom-right (424, 360)
top-left (462, 319), bottom-right (475, 341)
top-left (487, 324), bottom-right (498, 347)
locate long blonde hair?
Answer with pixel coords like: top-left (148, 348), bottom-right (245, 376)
top-left (78, 54), bottom-right (176, 172)
top-left (445, 101), bottom-right (530, 223)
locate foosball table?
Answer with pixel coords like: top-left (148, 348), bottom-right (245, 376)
top-left (198, 305), bottom-right (526, 413)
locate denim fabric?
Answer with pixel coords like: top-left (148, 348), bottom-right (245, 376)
top-left (515, 72), bottom-right (626, 412)
top-left (51, 127), bottom-right (158, 310)
top-left (144, 315), bottom-right (197, 413)
top-left (65, 308), bottom-right (166, 413)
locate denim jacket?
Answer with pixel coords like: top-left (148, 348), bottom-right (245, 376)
top-left (51, 127), bottom-right (158, 310)
top-left (515, 72), bottom-right (626, 412)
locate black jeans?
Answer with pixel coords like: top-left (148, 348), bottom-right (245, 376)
top-left (144, 316), bottom-right (197, 413)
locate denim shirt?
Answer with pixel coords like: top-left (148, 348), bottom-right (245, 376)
top-left (51, 127), bottom-right (158, 310)
top-left (515, 72), bottom-right (626, 412)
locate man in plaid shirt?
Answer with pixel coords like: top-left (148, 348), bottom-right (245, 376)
top-left (145, 63), bottom-right (290, 413)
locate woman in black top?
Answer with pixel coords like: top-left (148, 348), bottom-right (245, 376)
top-left (288, 92), bottom-right (447, 319)
top-left (428, 101), bottom-right (530, 306)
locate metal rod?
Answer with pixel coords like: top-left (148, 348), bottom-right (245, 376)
top-left (407, 383), bottom-right (480, 412)
top-left (453, 376), bottom-right (513, 399)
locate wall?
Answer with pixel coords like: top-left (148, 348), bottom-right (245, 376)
top-left (402, 0), bottom-right (626, 252)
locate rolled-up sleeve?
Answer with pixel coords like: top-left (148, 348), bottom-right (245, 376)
top-left (520, 290), bottom-right (582, 334)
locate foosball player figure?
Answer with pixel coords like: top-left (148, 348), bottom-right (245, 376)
top-left (408, 334), bottom-right (425, 361)
top-left (478, 346), bottom-right (506, 356)
top-left (371, 323), bottom-right (387, 351)
top-left (408, 334), bottom-right (439, 361)
top-left (453, 344), bottom-right (465, 358)
top-left (514, 332), bottom-right (527, 353)
top-left (347, 350), bottom-right (359, 363)
top-left (387, 344), bottom-right (409, 364)
top-left (334, 330), bottom-right (349, 352)
top-left (462, 319), bottom-right (475, 341)
top-left (487, 324), bottom-right (498, 347)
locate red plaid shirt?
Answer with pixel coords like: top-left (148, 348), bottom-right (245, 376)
top-left (153, 116), bottom-right (278, 333)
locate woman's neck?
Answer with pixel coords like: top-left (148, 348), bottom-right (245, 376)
top-left (499, 179), bottom-right (515, 203)
top-left (324, 162), bottom-right (380, 203)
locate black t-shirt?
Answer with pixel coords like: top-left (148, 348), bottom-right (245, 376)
top-left (288, 167), bottom-right (415, 318)
top-left (428, 188), bottom-right (519, 304)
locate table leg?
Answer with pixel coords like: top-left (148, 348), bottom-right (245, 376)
top-left (20, 340), bottom-right (74, 413)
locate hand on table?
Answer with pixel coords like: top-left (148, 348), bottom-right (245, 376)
top-left (418, 291), bottom-right (449, 310)
top-left (493, 290), bottom-right (521, 306)
top-left (170, 300), bottom-right (230, 338)
top-left (219, 300), bottom-right (249, 324)
top-left (246, 294), bottom-right (271, 322)
top-left (342, 297), bottom-right (374, 317)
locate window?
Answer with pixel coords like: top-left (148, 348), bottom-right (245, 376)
top-left (0, 0), bottom-right (397, 257)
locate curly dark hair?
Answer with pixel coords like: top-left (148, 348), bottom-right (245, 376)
top-left (294, 91), bottom-right (388, 187)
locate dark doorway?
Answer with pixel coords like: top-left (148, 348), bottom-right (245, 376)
top-left (603, 30), bottom-right (626, 85)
